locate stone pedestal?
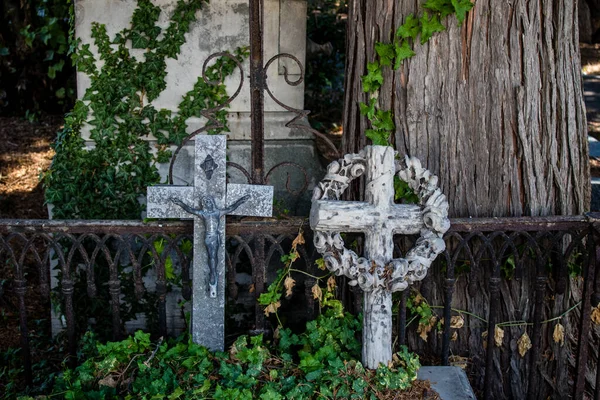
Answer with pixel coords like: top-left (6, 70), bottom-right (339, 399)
top-left (417, 366), bottom-right (477, 399)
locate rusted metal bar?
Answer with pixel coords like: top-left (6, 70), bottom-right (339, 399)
top-left (249, 0), bottom-right (265, 185)
top-left (397, 289), bottom-right (407, 347)
top-left (449, 215), bottom-right (590, 232)
top-left (14, 279), bottom-right (32, 385)
top-left (527, 262), bottom-right (547, 400)
top-left (574, 229), bottom-right (597, 399)
top-left (253, 233), bottom-right (267, 332)
top-left (483, 271), bottom-right (501, 400)
top-left (0, 218), bottom-right (308, 235)
top-left (1, 215), bottom-right (592, 235)
top-left (441, 275), bottom-right (455, 365)
top-left (108, 259), bottom-right (122, 341)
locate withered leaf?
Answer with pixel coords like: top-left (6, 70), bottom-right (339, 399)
top-left (517, 331), bottom-right (532, 357)
top-left (327, 275), bottom-right (337, 292)
top-left (494, 326), bottom-right (504, 347)
top-left (264, 301), bottom-right (281, 316)
top-left (451, 331), bottom-right (458, 341)
top-left (292, 231), bottom-right (305, 248)
top-left (98, 375), bottom-right (118, 388)
top-left (417, 316), bottom-right (437, 342)
top-left (284, 276), bottom-right (296, 298)
top-left (592, 304), bottom-right (600, 325)
top-left (553, 323), bottom-right (565, 346)
top-left (450, 315), bottom-right (465, 329)
top-left (311, 283), bottom-right (323, 303)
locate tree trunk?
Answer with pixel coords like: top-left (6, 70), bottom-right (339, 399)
top-left (343, 0), bottom-right (589, 218)
top-left (342, 1), bottom-right (591, 398)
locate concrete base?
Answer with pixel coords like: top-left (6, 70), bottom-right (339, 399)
top-left (417, 366), bottom-right (477, 400)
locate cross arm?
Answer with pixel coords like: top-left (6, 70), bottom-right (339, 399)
top-left (310, 200), bottom-right (423, 235)
top-left (147, 186), bottom-right (195, 219)
top-left (225, 184), bottom-right (273, 217)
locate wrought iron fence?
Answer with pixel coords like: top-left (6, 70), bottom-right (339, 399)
top-left (2, 215), bottom-right (600, 399)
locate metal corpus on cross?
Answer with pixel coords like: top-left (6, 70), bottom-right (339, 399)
top-left (147, 135), bottom-right (273, 351)
top-left (310, 145), bottom-right (450, 369)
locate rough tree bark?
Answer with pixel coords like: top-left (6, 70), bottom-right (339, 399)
top-left (343, 0), bottom-right (589, 218)
top-left (342, 1), bottom-right (591, 398)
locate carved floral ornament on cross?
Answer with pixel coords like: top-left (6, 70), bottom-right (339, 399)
top-left (311, 148), bottom-right (450, 294)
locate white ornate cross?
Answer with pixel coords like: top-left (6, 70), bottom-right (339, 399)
top-left (147, 135), bottom-right (273, 351)
top-left (310, 145), bottom-right (449, 369)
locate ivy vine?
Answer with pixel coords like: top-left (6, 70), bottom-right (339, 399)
top-left (42, 0), bottom-right (248, 219)
top-left (360, 0), bottom-right (474, 146)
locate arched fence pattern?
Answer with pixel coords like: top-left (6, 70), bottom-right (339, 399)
top-left (2, 215), bottom-right (600, 399)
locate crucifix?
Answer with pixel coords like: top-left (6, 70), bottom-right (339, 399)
top-left (310, 145), bottom-right (449, 369)
top-left (147, 135), bottom-right (273, 351)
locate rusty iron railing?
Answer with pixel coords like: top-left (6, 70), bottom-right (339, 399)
top-left (2, 215), bottom-right (600, 399)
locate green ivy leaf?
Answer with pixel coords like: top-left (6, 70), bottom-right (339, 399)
top-left (361, 61), bottom-right (383, 93)
top-left (359, 98), bottom-right (377, 120)
top-left (396, 14), bottom-right (420, 41)
top-left (394, 40), bottom-right (416, 69)
top-left (365, 129), bottom-right (390, 146)
top-left (452, 0), bottom-right (474, 25)
top-left (130, 31), bottom-right (150, 49)
top-left (422, 0), bottom-right (455, 18)
top-left (420, 12), bottom-right (446, 45)
top-left (375, 42), bottom-right (395, 67)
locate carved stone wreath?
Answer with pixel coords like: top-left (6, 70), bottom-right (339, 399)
top-left (311, 149), bottom-right (450, 293)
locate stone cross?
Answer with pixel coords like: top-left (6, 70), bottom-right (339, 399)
top-left (147, 135), bottom-right (273, 351)
top-left (310, 145), bottom-right (449, 369)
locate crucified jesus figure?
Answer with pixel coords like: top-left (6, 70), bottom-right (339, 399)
top-left (170, 194), bottom-right (250, 298)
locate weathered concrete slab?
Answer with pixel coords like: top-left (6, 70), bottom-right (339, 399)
top-left (417, 366), bottom-right (477, 400)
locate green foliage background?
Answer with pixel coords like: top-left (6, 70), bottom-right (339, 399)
top-left (0, 0), bottom-right (75, 116)
top-left (42, 0), bottom-right (247, 219)
top-left (9, 310), bottom-right (420, 399)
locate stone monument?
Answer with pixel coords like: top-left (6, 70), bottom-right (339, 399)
top-left (74, 0), bottom-right (321, 213)
top-left (310, 146), bottom-right (450, 369)
top-left (147, 134), bottom-right (273, 350)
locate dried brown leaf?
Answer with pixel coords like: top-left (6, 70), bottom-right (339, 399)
top-left (327, 275), bottom-right (337, 292)
top-left (494, 326), bottom-right (504, 347)
top-left (292, 231), bottom-right (305, 248)
top-left (449, 355), bottom-right (469, 369)
top-left (311, 283), bottom-right (323, 303)
top-left (451, 331), bottom-right (458, 341)
top-left (98, 375), bottom-right (118, 388)
top-left (413, 292), bottom-right (425, 305)
top-left (450, 315), bottom-right (465, 329)
top-left (284, 276), bottom-right (296, 298)
top-left (417, 316), bottom-right (437, 342)
top-left (264, 301), bottom-right (281, 316)
top-left (517, 331), bottom-right (532, 357)
top-left (248, 284), bottom-right (255, 293)
top-left (553, 323), bottom-right (565, 346)
top-left (592, 304), bottom-right (600, 325)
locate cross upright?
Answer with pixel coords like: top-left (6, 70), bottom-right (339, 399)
top-left (147, 135), bottom-right (273, 351)
top-left (310, 146), bottom-right (426, 368)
